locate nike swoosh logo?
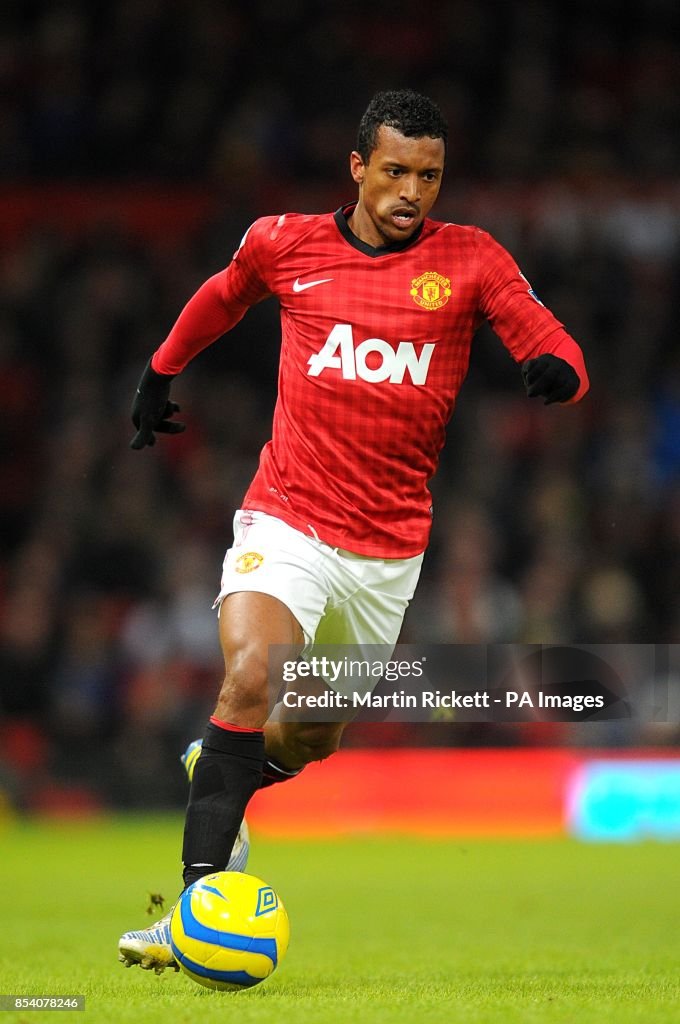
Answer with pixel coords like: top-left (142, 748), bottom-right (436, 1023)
top-left (293, 277), bottom-right (334, 292)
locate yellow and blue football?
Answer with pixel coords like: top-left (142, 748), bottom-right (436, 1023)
top-left (170, 871), bottom-right (289, 991)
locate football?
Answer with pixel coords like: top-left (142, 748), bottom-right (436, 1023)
top-left (169, 871), bottom-right (290, 991)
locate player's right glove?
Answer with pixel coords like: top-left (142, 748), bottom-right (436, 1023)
top-left (522, 353), bottom-right (580, 405)
top-left (130, 359), bottom-right (186, 449)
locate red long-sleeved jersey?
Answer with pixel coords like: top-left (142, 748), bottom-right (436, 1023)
top-left (152, 204), bottom-right (589, 557)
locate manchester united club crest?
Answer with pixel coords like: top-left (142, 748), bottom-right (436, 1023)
top-left (410, 271), bottom-right (451, 311)
top-left (235, 551), bottom-right (264, 573)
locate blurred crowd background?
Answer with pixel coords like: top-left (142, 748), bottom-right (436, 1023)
top-left (0, 0), bottom-right (679, 811)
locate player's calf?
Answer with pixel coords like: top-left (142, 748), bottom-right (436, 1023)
top-left (181, 721), bottom-right (346, 789)
top-left (182, 737), bottom-right (302, 789)
top-left (182, 719), bottom-right (264, 889)
top-left (275, 721), bottom-right (346, 766)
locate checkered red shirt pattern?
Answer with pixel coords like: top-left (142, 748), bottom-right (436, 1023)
top-left (153, 206), bottom-right (588, 557)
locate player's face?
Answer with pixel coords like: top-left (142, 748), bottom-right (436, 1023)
top-left (348, 126), bottom-right (445, 247)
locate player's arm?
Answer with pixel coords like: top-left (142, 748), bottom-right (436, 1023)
top-left (130, 220), bottom-right (274, 449)
top-left (476, 230), bottom-right (589, 405)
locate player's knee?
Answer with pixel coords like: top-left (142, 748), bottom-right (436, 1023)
top-left (284, 723), bottom-right (343, 764)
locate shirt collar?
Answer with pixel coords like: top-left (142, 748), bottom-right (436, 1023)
top-left (333, 202), bottom-right (425, 258)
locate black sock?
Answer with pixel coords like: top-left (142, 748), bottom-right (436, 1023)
top-left (182, 720), bottom-right (264, 889)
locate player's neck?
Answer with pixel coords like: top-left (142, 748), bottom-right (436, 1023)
top-left (346, 202), bottom-right (388, 248)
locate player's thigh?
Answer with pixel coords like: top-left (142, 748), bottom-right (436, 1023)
top-left (215, 592), bottom-right (303, 723)
top-left (214, 510), bottom-right (331, 719)
top-left (218, 590), bottom-right (304, 679)
top-left (316, 551), bottom-right (424, 648)
top-left (311, 552), bottom-right (423, 699)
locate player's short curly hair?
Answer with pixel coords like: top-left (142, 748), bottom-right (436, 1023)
top-left (356, 90), bottom-right (448, 163)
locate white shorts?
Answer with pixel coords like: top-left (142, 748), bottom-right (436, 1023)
top-left (215, 509), bottom-right (423, 651)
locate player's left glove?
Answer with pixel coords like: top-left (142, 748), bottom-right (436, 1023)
top-left (130, 359), bottom-right (186, 449)
top-left (522, 354), bottom-right (579, 405)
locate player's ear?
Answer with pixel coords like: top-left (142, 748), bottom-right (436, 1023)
top-left (349, 151), bottom-right (365, 185)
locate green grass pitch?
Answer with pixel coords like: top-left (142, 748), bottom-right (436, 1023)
top-left (1, 816), bottom-right (679, 1023)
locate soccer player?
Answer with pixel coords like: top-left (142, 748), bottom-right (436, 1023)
top-left (118, 89), bottom-right (588, 971)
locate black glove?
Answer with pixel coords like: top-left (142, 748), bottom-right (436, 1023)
top-left (522, 354), bottom-right (579, 405)
top-left (130, 359), bottom-right (186, 449)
